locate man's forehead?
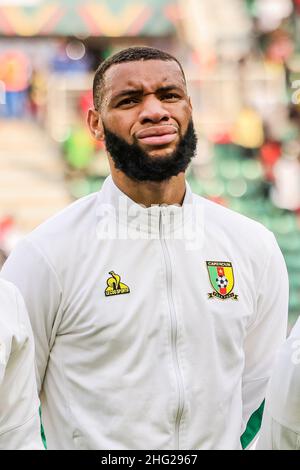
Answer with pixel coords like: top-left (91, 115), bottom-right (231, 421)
top-left (103, 60), bottom-right (186, 96)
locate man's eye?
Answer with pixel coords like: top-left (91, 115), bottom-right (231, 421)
top-left (118, 98), bottom-right (139, 107)
top-left (163, 93), bottom-right (181, 101)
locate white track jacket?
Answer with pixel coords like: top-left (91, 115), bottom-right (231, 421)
top-left (0, 279), bottom-right (43, 449)
top-left (1, 176), bottom-right (288, 449)
top-left (257, 316), bottom-right (300, 449)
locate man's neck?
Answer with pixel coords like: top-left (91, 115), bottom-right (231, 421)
top-left (110, 171), bottom-right (186, 207)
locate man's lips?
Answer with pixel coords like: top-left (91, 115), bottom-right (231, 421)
top-left (135, 125), bottom-right (178, 146)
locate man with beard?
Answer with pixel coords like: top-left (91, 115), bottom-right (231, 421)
top-left (1, 47), bottom-right (288, 450)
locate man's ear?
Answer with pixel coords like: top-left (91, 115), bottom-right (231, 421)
top-left (87, 108), bottom-right (104, 140)
top-left (188, 96), bottom-right (193, 111)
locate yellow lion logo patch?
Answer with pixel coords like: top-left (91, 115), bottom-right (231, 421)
top-left (105, 271), bottom-right (130, 296)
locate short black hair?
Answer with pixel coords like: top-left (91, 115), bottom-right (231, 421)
top-left (93, 46), bottom-right (186, 111)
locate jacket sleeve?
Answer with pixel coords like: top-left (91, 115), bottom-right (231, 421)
top-left (0, 238), bottom-right (63, 394)
top-left (240, 232), bottom-right (289, 448)
top-left (257, 317), bottom-right (300, 450)
top-left (0, 281), bottom-right (44, 449)
top-left (257, 406), bottom-right (300, 449)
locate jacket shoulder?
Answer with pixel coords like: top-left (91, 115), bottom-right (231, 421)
top-left (195, 194), bottom-right (274, 242)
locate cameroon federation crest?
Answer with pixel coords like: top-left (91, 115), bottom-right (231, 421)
top-left (206, 261), bottom-right (238, 301)
top-left (105, 271), bottom-right (130, 296)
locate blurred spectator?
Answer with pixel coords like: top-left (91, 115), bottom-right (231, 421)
top-left (62, 91), bottom-right (97, 175)
top-left (260, 139), bottom-right (282, 181)
top-left (0, 50), bottom-right (31, 118)
top-left (271, 142), bottom-right (300, 211)
top-left (28, 68), bottom-right (47, 123)
top-left (63, 123), bottom-right (95, 174)
top-left (231, 107), bottom-right (264, 155)
top-left (79, 90), bottom-right (93, 117)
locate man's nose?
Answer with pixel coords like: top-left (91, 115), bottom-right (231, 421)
top-left (138, 95), bottom-right (171, 124)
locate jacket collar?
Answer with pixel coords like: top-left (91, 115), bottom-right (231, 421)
top-left (96, 175), bottom-right (197, 239)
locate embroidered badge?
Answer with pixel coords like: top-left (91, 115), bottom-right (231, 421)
top-left (206, 261), bottom-right (238, 300)
top-left (105, 271), bottom-right (130, 296)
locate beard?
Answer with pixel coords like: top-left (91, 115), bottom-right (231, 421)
top-left (103, 120), bottom-right (197, 182)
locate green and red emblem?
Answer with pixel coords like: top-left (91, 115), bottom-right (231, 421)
top-left (206, 261), bottom-right (238, 300)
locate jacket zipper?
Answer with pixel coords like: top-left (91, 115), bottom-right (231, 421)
top-left (159, 209), bottom-right (185, 450)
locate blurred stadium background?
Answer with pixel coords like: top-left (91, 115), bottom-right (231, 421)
top-left (0, 0), bottom-right (299, 328)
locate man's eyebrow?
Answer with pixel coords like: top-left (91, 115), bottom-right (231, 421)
top-left (111, 85), bottom-right (184, 102)
top-left (155, 85), bottom-right (184, 94)
top-left (111, 89), bottom-right (143, 102)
